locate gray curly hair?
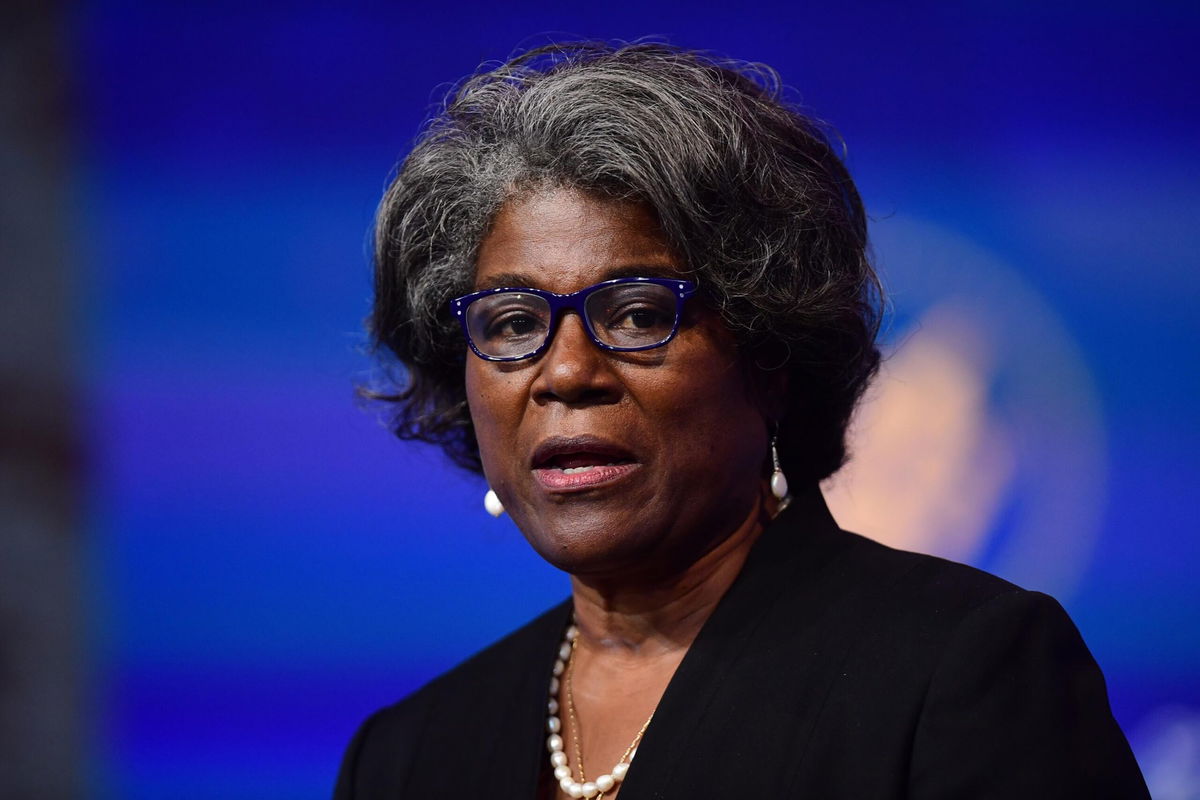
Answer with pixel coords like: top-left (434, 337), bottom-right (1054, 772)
top-left (368, 41), bottom-right (883, 486)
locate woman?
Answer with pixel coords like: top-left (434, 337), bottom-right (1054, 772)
top-left (335, 42), bottom-right (1149, 798)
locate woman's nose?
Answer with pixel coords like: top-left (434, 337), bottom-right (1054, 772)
top-left (530, 312), bottom-right (622, 406)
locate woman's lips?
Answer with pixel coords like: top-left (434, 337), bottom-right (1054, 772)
top-left (529, 435), bottom-right (640, 492)
top-left (533, 462), bottom-right (642, 491)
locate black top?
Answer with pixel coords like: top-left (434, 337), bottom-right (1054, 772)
top-left (333, 486), bottom-right (1149, 799)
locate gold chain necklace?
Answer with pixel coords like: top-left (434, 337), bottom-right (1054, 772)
top-left (546, 623), bottom-right (655, 798)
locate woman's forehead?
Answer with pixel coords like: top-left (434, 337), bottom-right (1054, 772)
top-left (473, 188), bottom-right (683, 292)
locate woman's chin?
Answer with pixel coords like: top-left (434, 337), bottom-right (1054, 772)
top-left (515, 505), bottom-right (666, 577)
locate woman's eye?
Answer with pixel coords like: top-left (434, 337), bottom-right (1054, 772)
top-left (488, 312), bottom-right (543, 339)
top-left (625, 310), bottom-right (662, 329)
top-left (610, 306), bottom-right (670, 329)
top-left (503, 316), bottom-right (538, 335)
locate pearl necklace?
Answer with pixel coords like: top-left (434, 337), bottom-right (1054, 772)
top-left (546, 623), bottom-right (654, 799)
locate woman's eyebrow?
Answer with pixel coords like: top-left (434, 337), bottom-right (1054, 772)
top-left (473, 272), bottom-right (536, 291)
top-left (599, 264), bottom-right (684, 282)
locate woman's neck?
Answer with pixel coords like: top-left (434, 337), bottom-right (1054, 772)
top-left (568, 486), bottom-right (777, 659)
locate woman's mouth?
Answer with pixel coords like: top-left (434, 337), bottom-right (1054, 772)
top-left (533, 460), bottom-right (641, 490)
top-left (530, 438), bottom-right (641, 492)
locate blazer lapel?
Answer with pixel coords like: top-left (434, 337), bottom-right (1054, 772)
top-left (615, 485), bottom-right (855, 799)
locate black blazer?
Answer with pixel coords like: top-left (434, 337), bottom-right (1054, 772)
top-left (334, 486), bottom-right (1149, 798)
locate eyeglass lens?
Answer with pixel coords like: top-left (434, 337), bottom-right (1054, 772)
top-left (465, 282), bottom-right (680, 359)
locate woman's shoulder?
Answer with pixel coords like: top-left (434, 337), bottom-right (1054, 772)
top-left (825, 534), bottom-right (1149, 797)
top-left (758, 487), bottom-right (1039, 641)
top-left (371, 596), bottom-right (568, 716)
top-left (836, 528), bottom-right (1028, 611)
top-left (743, 499), bottom-right (1108, 694)
top-left (806, 526), bottom-right (1076, 657)
top-left (674, 511), bottom-right (1149, 797)
top-left (332, 600), bottom-right (569, 799)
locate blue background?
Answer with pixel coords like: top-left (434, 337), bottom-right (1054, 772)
top-left (78, 2), bottom-right (1199, 797)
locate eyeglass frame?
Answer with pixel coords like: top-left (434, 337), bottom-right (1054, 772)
top-left (449, 276), bottom-right (699, 362)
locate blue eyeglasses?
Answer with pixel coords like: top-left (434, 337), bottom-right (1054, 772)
top-left (450, 277), bottom-right (698, 362)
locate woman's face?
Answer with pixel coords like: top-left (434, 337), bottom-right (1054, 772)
top-left (466, 187), bottom-right (771, 580)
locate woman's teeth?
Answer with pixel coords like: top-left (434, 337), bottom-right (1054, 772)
top-left (557, 463), bottom-right (618, 474)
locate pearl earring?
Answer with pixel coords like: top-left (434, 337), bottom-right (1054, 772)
top-left (770, 435), bottom-right (789, 500)
top-left (483, 488), bottom-right (505, 517)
